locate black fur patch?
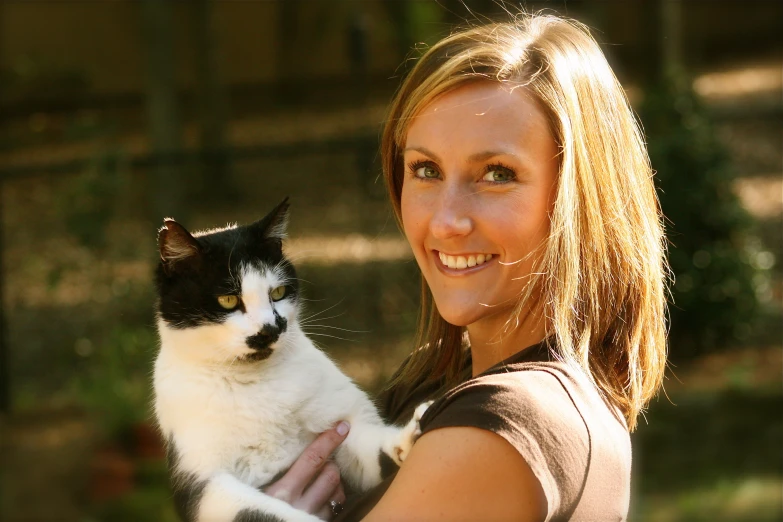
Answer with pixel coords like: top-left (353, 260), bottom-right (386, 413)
top-left (245, 313), bottom-right (287, 357)
top-left (233, 509), bottom-right (287, 522)
top-left (155, 200), bottom-right (298, 330)
top-left (378, 449), bottom-right (399, 479)
top-left (167, 438), bottom-right (208, 522)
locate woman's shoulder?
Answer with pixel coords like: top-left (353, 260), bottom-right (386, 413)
top-left (420, 362), bottom-right (596, 473)
top-left (419, 360), bottom-right (632, 521)
top-left (423, 359), bottom-right (626, 433)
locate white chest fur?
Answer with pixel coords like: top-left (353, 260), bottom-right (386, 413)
top-left (154, 322), bottom-right (385, 488)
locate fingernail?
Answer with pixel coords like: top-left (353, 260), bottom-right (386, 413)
top-left (336, 421), bottom-right (350, 436)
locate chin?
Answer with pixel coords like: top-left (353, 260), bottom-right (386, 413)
top-left (433, 303), bottom-right (484, 328)
top-left (434, 294), bottom-right (516, 328)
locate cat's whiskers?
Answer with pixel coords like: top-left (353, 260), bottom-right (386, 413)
top-left (301, 331), bottom-right (359, 343)
top-left (229, 264), bottom-right (242, 294)
top-left (299, 300), bottom-right (345, 323)
top-left (227, 350), bottom-right (244, 371)
top-left (298, 313), bottom-right (347, 327)
top-left (279, 336), bottom-right (297, 358)
top-left (279, 250), bottom-right (322, 265)
top-left (302, 324), bottom-right (368, 334)
top-left (297, 297), bottom-right (327, 303)
top-left (226, 237), bottom-right (241, 282)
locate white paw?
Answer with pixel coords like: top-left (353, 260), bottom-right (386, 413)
top-left (393, 400), bottom-right (434, 465)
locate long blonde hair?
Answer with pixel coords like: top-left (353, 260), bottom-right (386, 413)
top-left (382, 13), bottom-right (668, 431)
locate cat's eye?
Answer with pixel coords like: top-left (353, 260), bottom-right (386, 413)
top-left (270, 286), bottom-right (287, 302)
top-left (217, 295), bottom-right (239, 310)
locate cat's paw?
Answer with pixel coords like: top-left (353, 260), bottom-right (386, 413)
top-left (393, 400), bottom-right (434, 465)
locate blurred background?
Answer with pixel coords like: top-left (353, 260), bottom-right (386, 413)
top-left (0, 1), bottom-right (780, 521)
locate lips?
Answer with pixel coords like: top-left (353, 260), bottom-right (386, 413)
top-left (436, 251), bottom-right (494, 270)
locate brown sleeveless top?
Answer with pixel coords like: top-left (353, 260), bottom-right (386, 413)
top-left (336, 340), bottom-right (632, 521)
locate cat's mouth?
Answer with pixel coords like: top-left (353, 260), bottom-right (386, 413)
top-left (243, 326), bottom-right (284, 361)
top-left (242, 346), bottom-right (274, 362)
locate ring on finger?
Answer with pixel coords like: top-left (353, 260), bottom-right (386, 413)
top-left (330, 500), bottom-right (344, 516)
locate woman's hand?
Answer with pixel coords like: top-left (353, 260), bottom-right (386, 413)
top-left (265, 421), bottom-right (350, 520)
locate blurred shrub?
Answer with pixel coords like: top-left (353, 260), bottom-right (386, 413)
top-left (639, 80), bottom-right (770, 358)
top-left (70, 326), bottom-right (156, 440)
top-left (0, 54), bottom-right (88, 105)
top-left (88, 460), bottom-right (179, 522)
top-left (59, 147), bottom-right (130, 247)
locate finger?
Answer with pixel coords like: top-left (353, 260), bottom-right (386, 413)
top-left (297, 462), bottom-right (341, 513)
top-left (273, 422), bottom-right (350, 497)
top-left (315, 505), bottom-right (333, 521)
top-left (332, 482), bottom-right (346, 505)
top-left (314, 482), bottom-right (347, 521)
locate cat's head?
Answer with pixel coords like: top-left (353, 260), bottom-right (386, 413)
top-left (155, 198), bottom-right (299, 365)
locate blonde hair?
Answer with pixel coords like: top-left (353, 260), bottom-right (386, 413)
top-left (382, 13), bottom-right (668, 431)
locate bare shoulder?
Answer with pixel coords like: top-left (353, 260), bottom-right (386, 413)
top-left (364, 426), bottom-right (546, 522)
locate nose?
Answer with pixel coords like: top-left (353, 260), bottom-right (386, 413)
top-left (430, 183), bottom-right (473, 240)
top-left (245, 318), bottom-right (287, 353)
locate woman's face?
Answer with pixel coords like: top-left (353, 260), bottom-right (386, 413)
top-left (401, 81), bottom-right (559, 327)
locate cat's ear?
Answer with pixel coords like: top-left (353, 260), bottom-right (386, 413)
top-left (158, 219), bottom-right (201, 272)
top-left (252, 197), bottom-right (290, 241)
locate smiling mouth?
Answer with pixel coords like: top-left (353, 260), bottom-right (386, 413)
top-left (437, 251), bottom-right (495, 271)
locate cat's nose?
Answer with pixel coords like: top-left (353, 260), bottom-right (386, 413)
top-left (245, 321), bottom-right (286, 353)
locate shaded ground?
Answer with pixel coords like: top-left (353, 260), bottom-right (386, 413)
top-left (631, 346), bottom-right (783, 521)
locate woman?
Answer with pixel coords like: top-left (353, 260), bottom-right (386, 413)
top-left (266, 12), bottom-right (668, 521)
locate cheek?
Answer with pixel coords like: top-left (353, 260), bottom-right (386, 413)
top-left (502, 191), bottom-right (551, 240)
top-left (400, 184), bottom-right (427, 245)
top-left (222, 313), bottom-right (255, 337)
top-left (275, 299), bottom-right (297, 323)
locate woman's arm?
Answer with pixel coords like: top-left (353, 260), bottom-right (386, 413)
top-left (364, 426), bottom-right (546, 522)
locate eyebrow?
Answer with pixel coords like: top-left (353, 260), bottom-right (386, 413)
top-left (403, 146), bottom-right (442, 163)
top-left (403, 146), bottom-right (520, 163)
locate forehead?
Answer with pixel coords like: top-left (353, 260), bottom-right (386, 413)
top-left (405, 82), bottom-right (554, 158)
top-left (241, 264), bottom-right (285, 289)
top-left (199, 227), bottom-right (281, 263)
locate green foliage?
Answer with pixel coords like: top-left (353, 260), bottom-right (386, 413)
top-left (632, 388), bottom-right (783, 521)
top-left (87, 460), bottom-right (179, 522)
top-left (59, 148), bottom-right (130, 247)
top-left (639, 80), bottom-right (768, 357)
top-left (70, 326), bottom-right (156, 439)
top-left (0, 54), bottom-right (89, 105)
top-left (407, 1), bottom-right (446, 46)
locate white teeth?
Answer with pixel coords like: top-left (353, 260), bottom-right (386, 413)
top-left (438, 252), bottom-right (493, 270)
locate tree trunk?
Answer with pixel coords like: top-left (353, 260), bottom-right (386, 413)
top-left (191, 0), bottom-right (231, 197)
top-left (143, 0), bottom-right (184, 221)
top-left (660, 0), bottom-right (684, 81)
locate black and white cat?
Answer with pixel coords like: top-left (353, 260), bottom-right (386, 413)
top-left (153, 199), bottom-right (426, 522)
